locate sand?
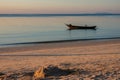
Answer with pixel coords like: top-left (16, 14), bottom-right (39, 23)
top-left (0, 39), bottom-right (120, 80)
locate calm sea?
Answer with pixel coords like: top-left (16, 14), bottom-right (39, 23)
top-left (0, 14), bottom-right (120, 46)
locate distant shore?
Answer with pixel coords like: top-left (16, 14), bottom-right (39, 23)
top-left (0, 39), bottom-right (120, 79)
top-left (0, 13), bottom-right (120, 17)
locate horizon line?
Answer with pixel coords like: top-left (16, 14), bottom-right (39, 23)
top-left (0, 13), bottom-right (120, 17)
top-left (0, 13), bottom-right (120, 14)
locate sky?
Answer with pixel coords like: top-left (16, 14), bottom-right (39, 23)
top-left (0, 0), bottom-right (120, 14)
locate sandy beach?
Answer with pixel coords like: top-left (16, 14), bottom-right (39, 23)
top-left (0, 39), bottom-right (120, 80)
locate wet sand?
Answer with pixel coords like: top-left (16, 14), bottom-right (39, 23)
top-left (0, 39), bottom-right (120, 80)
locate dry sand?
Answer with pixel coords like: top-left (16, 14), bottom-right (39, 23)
top-left (0, 39), bottom-right (120, 80)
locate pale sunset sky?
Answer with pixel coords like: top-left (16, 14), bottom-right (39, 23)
top-left (0, 0), bottom-right (120, 14)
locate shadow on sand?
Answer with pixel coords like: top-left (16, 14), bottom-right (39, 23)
top-left (0, 65), bottom-right (91, 80)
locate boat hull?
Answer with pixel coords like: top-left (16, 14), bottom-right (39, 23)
top-left (66, 24), bottom-right (96, 30)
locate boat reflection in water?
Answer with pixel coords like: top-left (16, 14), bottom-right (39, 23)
top-left (65, 24), bottom-right (96, 30)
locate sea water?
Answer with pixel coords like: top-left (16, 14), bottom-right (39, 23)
top-left (0, 14), bottom-right (120, 46)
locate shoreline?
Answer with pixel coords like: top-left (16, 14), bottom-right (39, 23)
top-left (1, 37), bottom-right (120, 46)
top-left (0, 38), bottom-right (120, 53)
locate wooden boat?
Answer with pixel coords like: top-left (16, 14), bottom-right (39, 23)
top-left (65, 24), bottom-right (96, 30)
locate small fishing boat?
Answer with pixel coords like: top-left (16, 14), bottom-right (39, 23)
top-left (65, 24), bottom-right (96, 30)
